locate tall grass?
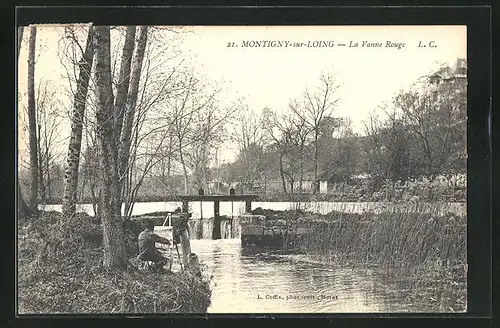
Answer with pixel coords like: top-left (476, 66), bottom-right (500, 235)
top-left (303, 207), bottom-right (466, 269)
top-left (251, 202), bottom-right (467, 311)
top-left (300, 205), bottom-right (467, 311)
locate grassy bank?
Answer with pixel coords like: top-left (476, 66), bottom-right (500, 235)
top-left (312, 210), bottom-right (466, 311)
top-left (18, 211), bottom-right (211, 314)
top-left (251, 206), bottom-right (467, 312)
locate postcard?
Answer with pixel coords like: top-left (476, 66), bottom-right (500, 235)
top-left (17, 24), bottom-right (468, 314)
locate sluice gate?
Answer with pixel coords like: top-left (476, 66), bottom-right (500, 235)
top-left (145, 191), bottom-right (310, 254)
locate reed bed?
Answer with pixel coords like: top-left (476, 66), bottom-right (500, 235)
top-left (17, 211), bottom-right (211, 314)
top-left (304, 208), bottom-right (466, 268)
top-left (304, 206), bottom-right (466, 311)
top-left (252, 203), bottom-right (467, 312)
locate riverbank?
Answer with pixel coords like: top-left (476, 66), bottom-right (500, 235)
top-left (17, 211), bottom-right (211, 314)
top-left (250, 207), bottom-right (467, 312)
top-left (32, 182), bottom-right (466, 205)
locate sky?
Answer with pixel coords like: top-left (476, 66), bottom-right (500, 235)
top-left (17, 25), bottom-right (466, 165)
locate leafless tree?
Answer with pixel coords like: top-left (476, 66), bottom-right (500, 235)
top-left (93, 25), bottom-right (125, 268)
top-left (27, 26), bottom-right (39, 212)
top-left (17, 26), bottom-right (31, 219)
top-left (118, 26), bottom-right (148, 208)
top-left (113, 26), bottom-right (136, 144)
top-left (261, 107), bottom-right (295, 194)
top-left (35, 80), bottom-right (64, 202)
top-left (229, 106), bottom-right (266, 192)
top-left (392, 80), bottom-right (466, 177)
top-left (288, 100), bottom-right (313, 193)
top-left (61, 25), bottom-right (95, 218)
top-left (289, 73), bottom-right (341, 193)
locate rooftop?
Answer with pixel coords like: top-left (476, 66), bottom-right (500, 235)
top-left (429, 58), bottom-right (467, 81)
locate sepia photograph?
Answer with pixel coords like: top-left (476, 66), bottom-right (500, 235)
top-left (16, 24), bottom-right (467, 314)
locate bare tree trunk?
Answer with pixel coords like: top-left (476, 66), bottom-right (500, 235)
top-left (114, 26), bottom-right (136, 143)
top-left (17, 26), bottom-right (30, 219)
top-left (94, 25), bottom-right (125, 269)
top-left (299, 149), bottom-right (304, 193)
top-left (313, 132), bottom-right (319, 194)
top-left (179, 145), bottom-right (189, 194)
top-left (279, 153), bottom-right (287, 194)
top-left (18, 180), bottom-right (31, 219)
top-left (36, 124), bottom-right (46, 202)
top-left (62, 28), bottom-right (94, 218)
top-left (167, 152), bottom-right (172, 177)
top-left (90, 183), bottom-right (98, 217)
top-left (27, 26), bottom-right (39, 212)
top-left (45, 141), bottom-right (52, 199)
top-left (118, 26), bottom-right (148, 210)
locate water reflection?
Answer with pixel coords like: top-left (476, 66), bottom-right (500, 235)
top-left (190, 239), bottom-right (432, 313)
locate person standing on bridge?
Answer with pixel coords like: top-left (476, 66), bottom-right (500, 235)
top-left (137, 220), bottom-right (171, 272)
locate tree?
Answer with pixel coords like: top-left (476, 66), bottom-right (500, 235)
top-left (287, 105), bottom-right (312, 193)
top-left (93, 25), bottom-right (125, 269)
top-left (61, 27), bottom-right (95, 218)
top-left (230, 106), bottom-right (266, 191)
top-left (17, 26), bottom-right (24, 56)
top-left (112, 26), bottom-right (180, 216)
top-left (79, 140), bottom-right (100, 214)
top-left (35, 80), bottom-right (64, 202)
top-left (113, 26), bottom-right (136, 145)
top-left (360, 112), bottom-right (390, 187)
top-left (289, 73), bottom-right (340, 193)
top-left (187, 102), bottom-right (226, 190)
top-left (118, 26), bottom-right (148, 209)
top-left (27, 26), bottom-right (39, 212)
top-left (261, 107), bottom-right (295, 194)
top-left (382, 106), bottom-right (412, 181)
top-left (318, 117), bottom-right (359, 183)
top-left (393, 76), bottom-right (466, 177)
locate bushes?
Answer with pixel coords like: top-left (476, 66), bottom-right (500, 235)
top-left (253, 176), bottom-right (467, 203)
top-left (41, 175), bottom-right (466, 205)
top-left (18, 211), bottom-right (211, 314)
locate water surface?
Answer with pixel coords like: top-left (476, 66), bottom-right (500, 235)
top-left (39, 200), bottom-right (466, 218)
top-left (188, 239), bottom-right (452, 313)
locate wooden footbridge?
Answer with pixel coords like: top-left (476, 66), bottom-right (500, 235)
top-left (150, 190), bottom-right (308, 256)
top-left (177, 193), bottom-right (259, 217)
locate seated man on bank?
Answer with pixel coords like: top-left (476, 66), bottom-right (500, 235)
top-left (137, 220), bottom-right (171, 271)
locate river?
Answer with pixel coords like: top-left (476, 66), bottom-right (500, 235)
top-left (39, 200), bottom-right (466, 217)
top-left (39, 201), bottom-right (465, 312)
top-left (186, 239), bottom-right (459, 313)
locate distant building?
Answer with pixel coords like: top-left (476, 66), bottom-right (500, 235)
top-left (427, 58), bottom-right (466, 104)
top-left (319, 181), bottom-right (328, 194)
top-left (428, 58), bottom-right (467, 85)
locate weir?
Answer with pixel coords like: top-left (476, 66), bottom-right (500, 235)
top-left (154, 191), bottom-right (309, 254)
top-left (177, 193), bottom-right (258, 240)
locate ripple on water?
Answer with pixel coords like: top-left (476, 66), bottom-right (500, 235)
top-left (188, 239), bottom-right (435, 313)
